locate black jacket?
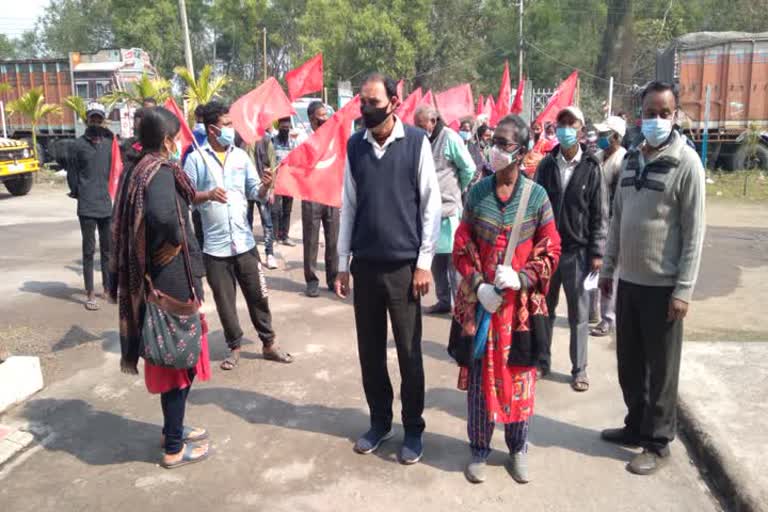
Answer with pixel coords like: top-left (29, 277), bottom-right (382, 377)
top-left (68, 126), bottom-right (114, 218)
top-left (534, 144), bottom-right (607, 258)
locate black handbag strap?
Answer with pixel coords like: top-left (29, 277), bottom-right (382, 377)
top-left (173, 195), bottom-right (198, 305)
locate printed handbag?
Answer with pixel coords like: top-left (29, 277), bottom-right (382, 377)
top-left (140, 196), bottom-right (201, 369)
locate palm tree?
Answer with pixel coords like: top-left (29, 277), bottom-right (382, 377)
top-left (6, 87), bottom-right (62, 162)
top-left (174, 65), bottom-right (230, 123)
top-left (102, 73), bottom-right (171, 107)
top-left (63, 95), bottom-right (88, 123)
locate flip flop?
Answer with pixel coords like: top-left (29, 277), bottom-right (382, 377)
top-left (161, 443), bottom-right (210, 469)
top-left (85, 299), bottom-right (100, 311)
top-left (263, 345), bottom-right (293, 364)
top-left (571, 377), bottom-right (590, 392)
top-left (220, 352), bottom-right (240, 370)
top-left (160, 426), bottom-right (208, 448)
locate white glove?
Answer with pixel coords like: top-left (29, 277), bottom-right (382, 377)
top-left (494, 265), bottom-right (521, 290)
top-left (477, 283), bottom-right (503, 313)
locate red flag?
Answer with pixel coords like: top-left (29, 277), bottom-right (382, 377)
top-left (511, 77), bottom-right (525, 115)
top-left (163, 97), bottom-right (194, 154)
top-left (285, 53), bottom-right (323, 101)
top-left (435, 83), bottom-right (474, 127)
top-left (496, 61), bottom-right (512, 121)
top-left (395, 87), bottom-right (422, 125)
top-left (108, 136), bottom-right (123, 201)
top-left (419, 90), bottom-right (434, 108)
top-left (396, 80), bottom-right (404, 99)
top-left (231, 77), bottom-right (295, 145)
top-left (534, 71), bottom-right (579, 127)
top-left (486, 96), bottom-right (497, 126)
top-left (274, 96), bottom-right (361, 207)
top-left (476, 94), bottom-right (484, 116)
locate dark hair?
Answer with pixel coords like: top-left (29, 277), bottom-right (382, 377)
top-left (142, 97), bottom-right (157, 107)
top-left (134, 107), bottom-right (147, 120)
top-left (277, 116), bottom-right (291, 125)
top-left (139, 107), bottom-right (181, 152)
top-left (202, 101), bottom-right (230, 128)
top-left (641, 81), bottom-right (679, 105)
top-left (194, 104), bottom-right (207, 119)
top-left (497, 115), bottom-right (530, 152)
top-left (477, 124), bottom-right (490, 138)
top-left (361, 73), bottom-right (399, 99)
top-left (307, 101), bottom-right (325, 120)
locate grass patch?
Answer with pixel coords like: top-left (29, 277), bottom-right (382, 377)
top-left (706, 170), bottom-right (768, 201)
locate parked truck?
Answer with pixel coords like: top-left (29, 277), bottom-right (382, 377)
top-left (657, 31), bottom-right (768, 170)
top-left (0, 48), bottom-right (156, 162)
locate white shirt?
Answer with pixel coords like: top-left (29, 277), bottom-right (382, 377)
top-left (338, 116), bottom-right (442, 272)
top-left (556, 145), bottom-right (583, 190)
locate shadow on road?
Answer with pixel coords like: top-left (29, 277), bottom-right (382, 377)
top-left (19, 281), bottom-right (83, 306)
top-left (19, 399), bottom-right (158, 466)
top-left (51, 325), bottom-right (120, 354)
top-left (425, 386), bottom-right (634, 463)
top-left (189, 387), bottom-right (466, 473)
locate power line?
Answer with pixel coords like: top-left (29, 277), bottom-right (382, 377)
top-left (525, 38), bottom-right (634, 88)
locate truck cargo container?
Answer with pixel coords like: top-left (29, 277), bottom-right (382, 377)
top-left (657, 31), bottom-right (768, 170)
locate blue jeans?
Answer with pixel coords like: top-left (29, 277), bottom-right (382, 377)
top-left (247, 200), bottom-right (274, 256)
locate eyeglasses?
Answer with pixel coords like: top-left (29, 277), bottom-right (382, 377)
top-left (492, 138), bottom-right (520, 151)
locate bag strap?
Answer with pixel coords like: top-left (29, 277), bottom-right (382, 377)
top-left (502, 178), bottom-right (533, 267)
top-left (174, 195), bottom-right (198, 304)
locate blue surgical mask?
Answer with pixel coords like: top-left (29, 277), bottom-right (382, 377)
top-left (642, 118), bottom-right (673, 148)
top-left (215, 126), bottom-right (236, 147)
top-left (459, 130), bottom-right (472, 142)
top-left (597, 136), bottom-right (611, 150)
top-left (556, 127), bottom-right (578, 150)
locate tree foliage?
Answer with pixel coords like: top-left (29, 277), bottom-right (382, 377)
top-left (6, 88), bottom-right (63, 161)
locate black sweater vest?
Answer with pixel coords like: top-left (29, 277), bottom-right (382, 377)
top-left (347, 125), bottom-right (425, 262)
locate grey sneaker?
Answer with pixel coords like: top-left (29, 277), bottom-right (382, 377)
top-left (353, 428), bottom-right (393, 455)
top-left (265, 254), bottom-right (278, 270)
top-left (464, 456), bottom-right (488, 484)
top-left (507, 451), bottom-right (530, 484)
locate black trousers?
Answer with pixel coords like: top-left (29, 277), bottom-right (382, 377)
top-left (301, 201), bottom-right (340, 287)
top-left (351, 259), bottom-right (425, 435)
top-left (161, 370), bottom-right (195, 455)
top-left (78, 215), bottom-right (111, 293)
top-left (271, 195), bottom-right (293, 241)
top-left (204, 247), bottom-right (275, 350)
top-left (616, 280), bottom-right (683, 455)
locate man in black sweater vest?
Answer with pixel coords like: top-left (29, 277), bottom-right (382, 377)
top-left (335, 73), bottom-right (441, 465)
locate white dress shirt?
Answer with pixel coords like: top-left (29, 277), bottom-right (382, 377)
top-left (556, 145), bottom-right (583, 190)
top-left (338, 116), bottom-right (442, 272)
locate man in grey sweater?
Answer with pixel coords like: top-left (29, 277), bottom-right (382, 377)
top-left (599, 81), bottom-right (706, 476)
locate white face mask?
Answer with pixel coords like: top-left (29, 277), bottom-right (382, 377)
top-left (490, 146), bottom-right (520, 173)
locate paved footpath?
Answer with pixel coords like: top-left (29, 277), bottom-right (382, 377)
top-left (0, 187), bottom-right (721, 511)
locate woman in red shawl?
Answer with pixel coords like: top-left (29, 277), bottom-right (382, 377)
top-left (109, 107), bottom-right (212, 468)
top-left (452, 115), bottom-right (561, 484)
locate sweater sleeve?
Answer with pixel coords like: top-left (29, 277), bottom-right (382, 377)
top-left (672, 152), bottom-right (706, 302)
top-left (145, 168), bottom-right (182, 247)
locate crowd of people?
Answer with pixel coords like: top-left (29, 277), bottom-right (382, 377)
top-left (63, 72), bottom-right (704, 480)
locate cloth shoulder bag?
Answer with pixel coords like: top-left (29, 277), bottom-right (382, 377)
top-left (141, 195), bottom-right (202, 369)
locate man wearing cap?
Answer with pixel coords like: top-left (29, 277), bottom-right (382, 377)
top-left (534, 106), bottom-right (607, 392)
top-left (590, 115), bottom-right (627, 337)
top-left (67, 103), bottom-right (115, 311)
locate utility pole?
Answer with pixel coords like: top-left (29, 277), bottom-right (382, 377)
top-left (263, 28), bottom-right (268, 82)
top-left (178, 0), bottom-right (195, 76)
top-left (607, 76), bottom-right (614, 116)
top-left (518, 0), bottom-right (524, 84)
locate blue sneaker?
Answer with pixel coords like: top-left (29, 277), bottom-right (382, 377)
top-left (353, 427), bottom-right (393, 454)
top-left (398, 433), bottom-right (423, 465)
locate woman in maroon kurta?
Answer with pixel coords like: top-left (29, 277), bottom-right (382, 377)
top-left (453, 115), bottom-right (561, 484)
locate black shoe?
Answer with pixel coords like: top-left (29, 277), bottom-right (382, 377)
top-left (627, 449), bottom-right (669, 475)
top-left (305, 282), bottom-right (320, 298)
top-left (423, 302), bottom-right (451, 315)
top-left (399, 433), bottom-right (423, 465)
top-left (600, 427), bottom-right (642, 448)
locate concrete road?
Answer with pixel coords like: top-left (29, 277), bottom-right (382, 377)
top-left (0, 186), bottom-right (722, 511)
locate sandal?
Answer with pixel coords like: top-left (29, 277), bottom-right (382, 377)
top-left (220, 352), bottom-right (240, 371)
top-left (571, 376), bottom-right (590, 392)
top-left (590, 321), bottom-right (613, 337)
top-left (161, 442), bottom-right (210, 469)
top-left (160, 426), bottom-right (208, 448)
top-left (263, 344), bottom-right (293, 364)
top-left (85, 299), bottom-right (100, 311)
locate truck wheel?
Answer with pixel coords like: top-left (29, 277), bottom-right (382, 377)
top-left (4, 173), bottom-right (34, 196)
top-left (732, 143), bottom-right (768, 171)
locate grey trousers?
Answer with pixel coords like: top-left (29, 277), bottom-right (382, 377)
top-left (431, 253), bottom-right (458, 308)
top-left (542, 248), bottom-right (589, 377)
top-left (600, 274), bottom-right (618, 325)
